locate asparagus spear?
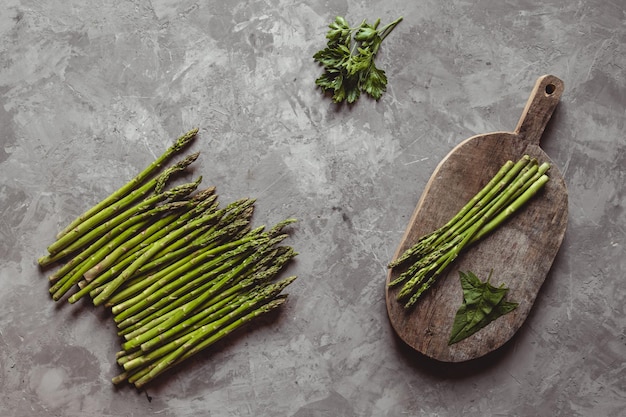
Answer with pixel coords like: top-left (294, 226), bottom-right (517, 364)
top-left (115, 290), bottom-right (243, 366)
top-left (138, 275), bottom-right (298, 354)
top-left (126, 217), bottom-right (252, 285)
top-left (118, 246), bottom-right (295, 347)
top-left (40, 176), bottom-right (201, 268)
top-left (86, 193), bottom-right (220, 292)
top-left (388, 160), bottom-right (538, 289)
top-left (389, 155), bottom-right (551, 309)
top-left (387, 160), bottom-right (517, 269)
top-left (121, 282), bottom-right (289, 374)
top-left (104, 233), bottom-right (233, 308)
top-left (47, 200), bottom-right (188, 285)
top-left (49, 220), bottom-right (152, 301)
top-left (398, 163), bottom-right (543, 306)
top-left (110, 242), bottom-right (257, 322)
top-left (106, 215), bottom-right (263, 315)
top-left (80, 184), bottom-right (213, 282)
top-left (117, 294), bottom-right (240, 369)
top-left (90, 200), bottom-right (253, 306)
top-left (128, 297), bottom-right (288, 388)
top-left (120, 235), bottom-right (288, 351)
top-left (112, 235), bottom-right (277, 327)
top-left (472, 173), bottom-right (550, 242)
top-left (104, 194), bottom-right (244, 275)
top-left (113, 289), bottom-right (290, 387)
top-left (47, 149), bottom-right (200, 257)
top-left (102, 218), bottom-right (250, 307)
top-left (40, 126), bottom-right (302, 389)
top-left (113, 249), bottom-right (296, 386)
top-left (125, 201), bottom-right (257, 281)
top-left (54, 129), bottom-right (198, 241)
top-left (118, 263), bottom-right (280, 340)
top-left (65, 211), bottom-right (188, 303)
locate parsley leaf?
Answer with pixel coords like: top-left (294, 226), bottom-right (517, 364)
top-left (448, 270), bottom-right (519, 345)
top-left (313, 16), bottom-right (402, 104)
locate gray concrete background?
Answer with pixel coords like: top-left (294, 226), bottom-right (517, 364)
top-left (0, 0), bottom-right (624, 416)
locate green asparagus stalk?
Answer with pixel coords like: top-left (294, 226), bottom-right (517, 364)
top-left (120, 268), bottom-right (254, 340)
top-left (397, 161), bottom-right (543, 305)
top-left (137, 275), bottom-right (298, 355)
top-left (55, 129), bottom-right (198, 241)
top-left (118, 296), bottom-right (288, 387)
top-left (121, 284), bottom-right (290, 374)
top-left (65, 211), bottom-right (188, 304)
top-left (139, 201), bottom-right (256, 270)
top-left (107, 196), bottom-right (251, 274)
top-left (130, 297), bottom-right (287, 388)
top-left (113, 262), bottom-right (296, 384)
top-left (115, 290), bottom-right (243, 366)
top-left (40, 177), bottom-right (201, 268)
top-left (388, 160), bottom-right (517, 269)
top-left (65, 190), bottom-right (220, 296)
top-left (47, 200), bottom-right (188, 284)
top-left (146, 218), bottom-right (259, 274)
top-left (472, 173), bottom-right (550, 242)
top-left (93, 204), bottom-right (259, 307)
top-left (110, 242), bottom-right (257, 321)
top-left (123, 294), bottom-right (249, 367)
top-left (103, 231), bottom-right (238, 308)
top-left (117, 294), bottom-right (240, 369)
top-left (47, 150), bottom-right (200, 257)
top-left (389, 155), bottom-right (551, 309)
top-left (112, 203), bottom-right (257, 292)
top-left (116, 252), bottom-right (295, 339)
top-left (80, 184), bottom-right (212, 283)
top-left (108, 224), bottom-right (267, 318)
top-left (49, 219), bottom-right (154, 301)
top-left (120, 247), bottom-right (296, 341)
top-left (428, 156), bottom-right (534, 249)
top-left (88, 194), bottom-right (221, 291)
top-left (94, 232), bottom-right (287, 319)
top-left (102, 220), bottom-right (250, 307)
top-left (134, 217), bottom-right (252, 279)
top-left (41, 126), bottom-right (301, 389)
top-left (112, 237), bottom-right (277, 327)
top-left (120, 235), bottom-right (288, 351)
top-left (389, 157), bottom-right (532, 270)
top-left (389, 160), bottom-right (538, 290)
top-left (117, 277), bottom-right (237, 338)
top-left (114, 295), bottom-right (289, 387)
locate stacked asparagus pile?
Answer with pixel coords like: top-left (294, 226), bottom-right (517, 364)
top-left (388, 155), bottom-right (550, 309)
top-left (38, 129), bottom-right (298, 388)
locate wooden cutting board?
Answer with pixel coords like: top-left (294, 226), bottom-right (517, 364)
top-left (385, 75), bottom-right (568, 362)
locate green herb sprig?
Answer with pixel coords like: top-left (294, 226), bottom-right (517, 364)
top-left (313, 16), bottom-right (403, 104)
top-left (448, 270), bottom-right (518, 345)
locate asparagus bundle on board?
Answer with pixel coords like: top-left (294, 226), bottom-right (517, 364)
top-left (38, 129), bottom-right (298, 388)
top-left (388, 155), bottom-right (550, 309)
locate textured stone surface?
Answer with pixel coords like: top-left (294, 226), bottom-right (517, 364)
top-left (1, 0), bottom-right (624, 416)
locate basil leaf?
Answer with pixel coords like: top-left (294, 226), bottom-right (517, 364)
top-left (448, 270), bottom-right (518, 345)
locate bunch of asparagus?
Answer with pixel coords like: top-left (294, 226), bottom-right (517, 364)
top-left (388, 155), bottom-right (550, 309)
top-left (38, 129), bottom-right (298, 388)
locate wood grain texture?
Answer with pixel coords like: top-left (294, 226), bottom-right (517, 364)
top-left (386, 75), bottom-right (568, 362)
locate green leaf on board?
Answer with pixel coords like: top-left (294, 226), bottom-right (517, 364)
top-left (448, 270), bottom-right (518, 345)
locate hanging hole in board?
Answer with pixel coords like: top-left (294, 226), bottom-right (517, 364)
top-left (545, 83), bottom-right (556, 95)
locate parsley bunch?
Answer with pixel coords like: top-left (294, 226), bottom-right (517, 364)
top-left (313, 16), bottom-right (403, 104)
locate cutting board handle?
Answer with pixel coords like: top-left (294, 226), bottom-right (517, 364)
top-left (514, 74), bottom-right (564, 146)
